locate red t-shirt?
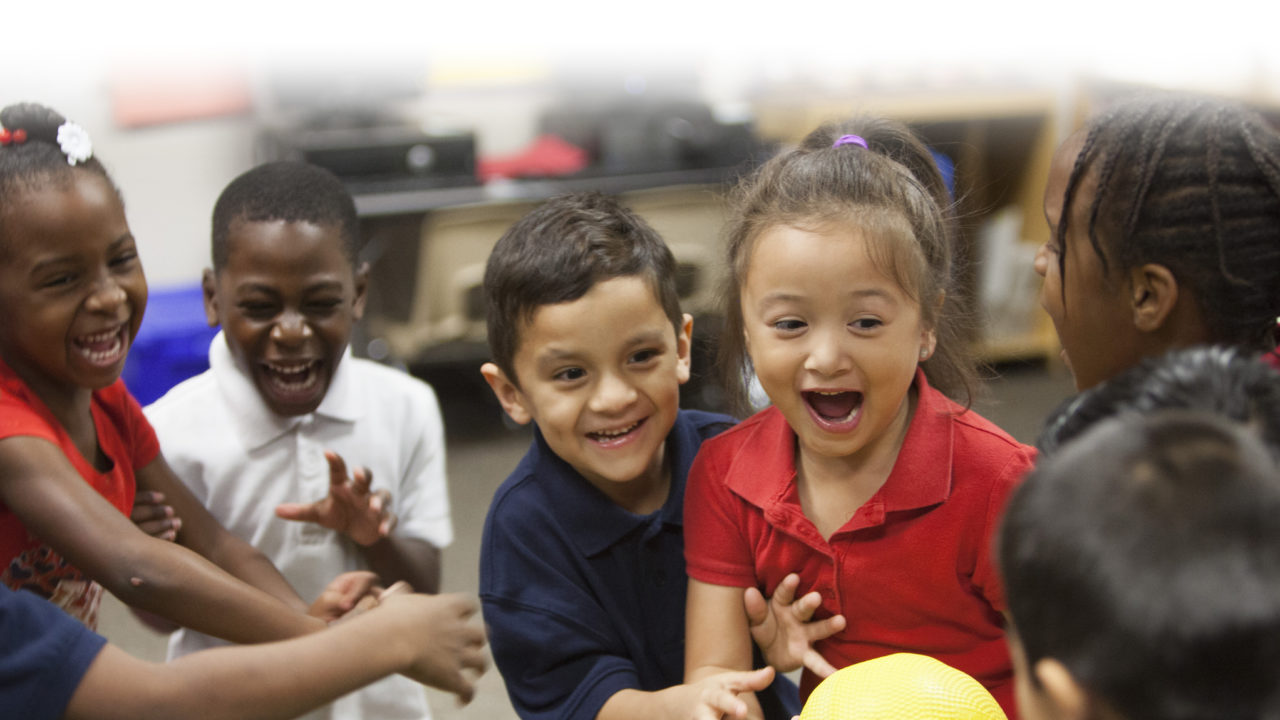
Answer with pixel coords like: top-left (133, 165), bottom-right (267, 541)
top-left (0, 359), bottom-right (159, 628)
top-left (685, 371), bottom-right (1034, 717)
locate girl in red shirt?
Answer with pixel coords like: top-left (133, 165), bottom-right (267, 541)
top-left (683, 118), bottom-right (1034, 719)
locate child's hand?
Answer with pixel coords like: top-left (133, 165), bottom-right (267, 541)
top-left (275, 450), bottom-right (396, 546)
top-left (383, 592), bottom-right (488, 704)
top-left (130, 490), bottom-right (181, 541)
top-left (309, 570), bottom-right (381, 623)
top-left (744, 573), bottom-right (846, 676)
top-left (686, 667), bottom-right (776, 720)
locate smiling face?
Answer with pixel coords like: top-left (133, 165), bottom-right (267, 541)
top-left (1036, 131), bottom-right (1142, 391)
top-left (482, 276), bottom-right (692, 513)
top-left (205, 218), bottom-right (366, 417)
top-left (0, 172), bottom-right (146, 407)
top-left (741, 222), bottom-right (934, 473)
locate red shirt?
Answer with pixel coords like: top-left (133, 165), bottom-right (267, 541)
top-left (0, 359), bottom-right (159, 628)
top-left (685, 371), bottom-right (1034, 717)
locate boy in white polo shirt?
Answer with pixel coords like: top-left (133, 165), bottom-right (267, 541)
top-left (140, 161), bottom-right (452, 720)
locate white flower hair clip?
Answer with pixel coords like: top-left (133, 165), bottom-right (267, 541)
top-left (56, 121), bottom-right (92, 166)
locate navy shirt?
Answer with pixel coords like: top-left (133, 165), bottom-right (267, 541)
top-left (480, 409), bottom-right (799, 720)
top-left (1, 585), bottom-right (106, 720)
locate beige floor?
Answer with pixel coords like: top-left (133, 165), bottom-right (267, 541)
top-left (97, 361), bottom-right (1075, 719)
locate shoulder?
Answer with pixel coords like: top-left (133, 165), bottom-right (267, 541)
top-left (143, 369), bottom-right (220, 417)
top-left (696, 406), bottom-right (781, 453)
top-left (675, 408), bottom-right (738, 442)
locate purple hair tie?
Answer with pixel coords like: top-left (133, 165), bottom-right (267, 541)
top-left (833, 134), bottom-right (868, 149)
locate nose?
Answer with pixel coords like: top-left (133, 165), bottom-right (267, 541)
top-left (588, 371), bottom-right (638, 415)
top-left (803, 326), bottom-right (854, 378)
top-left (83, 275), bottom-right (127, 314)
top-left (1033, 243), bottom-right (1050, 278)
top-left (270, 311), bottom-right (313, 345)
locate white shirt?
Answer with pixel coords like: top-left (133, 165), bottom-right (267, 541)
top-left (146, 330), bottom-right (452, 720)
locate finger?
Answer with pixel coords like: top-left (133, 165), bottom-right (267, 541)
top-left (133, 490), bottom-right (166, 506)
top-left (130, 502), bottom-right (174, 523)
top-left (370, 488), bottom-right (392, 514)
top-left (770, 573), bottom-right (800, 608)
top-left (726, 666), bottom-right (775, 693)
top-left (743, 586), bottom-right (770, 626)
top-left (790, 589), bottom-right (824, 621)
top-left (702, 691), bottom-right (747, 720)
top-left (804, 648), bottom-right (839, 678)
top-left (324, 450), bottom-right (349, 488)
top-left (379, 580), bottom-right (414, 599)
top-left (352, 466), bottom-right (373, 493)
top-left (451, 675), bottom-right (477, 706)
top-left (136, 516), bottom-right (179, 537)
top-left (379, 511), bottom-right (398, 537)
top-left (803, 613), bottom-right (846, 642)
top-left (275, 501), bottom-right (323, 523)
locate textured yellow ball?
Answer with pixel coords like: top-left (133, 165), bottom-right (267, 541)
top-left (799, 653), bottom-right (1007, 720)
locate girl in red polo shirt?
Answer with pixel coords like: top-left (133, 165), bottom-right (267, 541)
top-left (683, 118), bottom-right (1034, 719)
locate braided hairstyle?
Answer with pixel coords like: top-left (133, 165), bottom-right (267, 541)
top-left (1055, 94), bottom-right (1280, 352)
top-left (717, 116), bottom-right (976, 416)
top-left (0, 102), bottom-right (116, 248)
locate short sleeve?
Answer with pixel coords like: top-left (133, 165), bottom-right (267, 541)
top-left (100, 380), bottom-right (160, 471)
top-left (971, 444), bottom-right (1036, 612)
top-left (480, 492), bottom-right (639, 720)
top-left (683, 443), bottom-right (759, 588)
top-left (391, 381), bottom-right (453, 548)
top-left (0, 587), bottom-right (107, 720)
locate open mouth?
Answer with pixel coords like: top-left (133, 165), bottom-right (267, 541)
top-left (586, 417), bottom-right (647, 448)
top-left (803, 390), bottom-right (863, 430)
top-left (260, 359), bottom-right (323, 401)
top-left (74, 326), bottom-right (127, 368)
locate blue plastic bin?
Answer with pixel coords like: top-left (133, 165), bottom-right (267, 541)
top-left (121, 283), bottom-right (219, 406)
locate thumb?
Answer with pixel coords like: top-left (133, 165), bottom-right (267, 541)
top-left (275, 502), bottom-right (322, 523)
top-left (729, 666), bottom-right (776, 693)
top-left (743, 586), bottom-right (769, 626)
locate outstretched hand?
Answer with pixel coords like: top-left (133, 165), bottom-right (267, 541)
top-left (688, 667), bottom-right (776, 720)
top-left (276, 450), bottom-right (396, 546)
top-left (384, 591), bottom-right (488, 704)
top-left (745, 573), bottom-right (846, 677)
top-left (309, 570), bottom-right (382, 623)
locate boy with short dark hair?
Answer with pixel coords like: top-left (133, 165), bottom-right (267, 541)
top-left (142, 161), bottom-right (452, 720)
top-left (999, 409), bottom-right (1280, 720)
top-left (478, 192), bottom-right (799, 720)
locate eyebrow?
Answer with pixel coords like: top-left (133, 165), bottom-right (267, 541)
top-left (30, 232), bottom-right (135, 275)
top-left (759, 287), bottom-right (898, 306)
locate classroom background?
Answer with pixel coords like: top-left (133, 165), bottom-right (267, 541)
top-left (5, 2), bottom-right (1280, 717)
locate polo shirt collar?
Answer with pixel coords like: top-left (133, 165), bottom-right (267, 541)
top-left (728, 369), bottom-right (953, 517)
top-left (534, 411), bottom-right (700, 558)
top-left (208, 330), bottom-right (361, 452)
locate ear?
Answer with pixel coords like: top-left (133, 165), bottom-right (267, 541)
top-left (919, 292), bottom-right (943, 362)
top-left (1128, 263), bottom-right (1178, 333)
top-left (352, 261), bottom-right (370, 321)
top-left (201, 268), bottom-right (220, 328)
top-left (675, 313), bottom-right (694, 385)
top-left (480, 362), bottom-right (533, 426)
top-left (1034, 658), bottom-right (1094, 720)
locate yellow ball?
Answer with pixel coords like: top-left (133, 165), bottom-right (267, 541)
top-left (799, 653), bottom-right (1007, 720)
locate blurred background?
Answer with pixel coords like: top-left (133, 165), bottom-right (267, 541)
top-left (6, 1), bottom-right (1280, 717)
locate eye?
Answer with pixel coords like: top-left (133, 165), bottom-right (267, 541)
top-left (109, 250), bottom-right (138, 269)
top-left (851, 317), bottom-right (883, 332)
top-left (553, 367), bottom-right (586, 383)
top-left (629, 348), bottom-right (660, 364)
top-left (773, 318), bottom-right (807, 334)
top-left (238, 301), bottom-right (278, 320)
top-left (306, 298), bottom-right (343, 315)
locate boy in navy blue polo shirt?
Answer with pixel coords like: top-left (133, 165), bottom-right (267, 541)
top-left (478, 192), bottom-right (800, 720)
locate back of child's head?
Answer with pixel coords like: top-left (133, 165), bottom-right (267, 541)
top-left (1002, 409), bottom-right (1280, 720)
top-left (482, 191), bottom-right (682, 388)
top-left (0, 102), bottom-right (115, 247)
top-left (1037, 345), bottom-right (1280, 458)
top-left (717, 116), bottom-right (975, 414)
top-left (1055, 93), bottom-right (1280, 352)
top-left (210, 161), bottom-right (360, 272)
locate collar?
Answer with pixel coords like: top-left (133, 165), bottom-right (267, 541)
top-left (532, 410), bottom-right (709, 558)
top-left (727, 368), bottom-right (954, 523)
top-left (209, 330), bottom-right (361, 452)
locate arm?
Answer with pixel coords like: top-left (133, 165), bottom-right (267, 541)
top-left (685, 579), bottom-right (765, 718)
top-left (0, 436), bottom-right (324, 643)
top-left (597, 668), bottom-right (777, 720)
top-left (65, 591), bottom-right (487, 720)
top-left (274, 451), bottom-right (442, 593)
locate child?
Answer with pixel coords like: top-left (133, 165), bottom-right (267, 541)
top-left (683, 119), bottom-right (1035, 718)
top-left (1036, 344), bottom-right (1280, 458)
top-left (998, 410), bottom-right (1280, 720)
top-left (0, 101), bottom-right (372, 640)
top-left (478, 192), bottom-right (801, 720)
top-left (3, 581), bottom-right (485, 720)
top-left (1035, 93), bottom-right (1280, 391)
top-left (141, 160), bottom-right (452, 720)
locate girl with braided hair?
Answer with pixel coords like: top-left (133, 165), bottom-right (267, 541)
top-left (1036, 93), bottom-right (1280, 391)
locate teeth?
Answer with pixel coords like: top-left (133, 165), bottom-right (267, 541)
top-left (76, 327), bottom-right (125, 365)
top-left (593, 422), bottom-right (638, 438)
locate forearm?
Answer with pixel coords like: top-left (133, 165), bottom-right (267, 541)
top-left (359, 535), bottom-right (441, 593)
top-left (67, 611), bottom-right (416, 720)
top-left (110, 535), bottom-right (324, 643)
top-left (198, 531), bottom-right (309, 612)
top-left (685, 579), bottom-right (757, 679)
